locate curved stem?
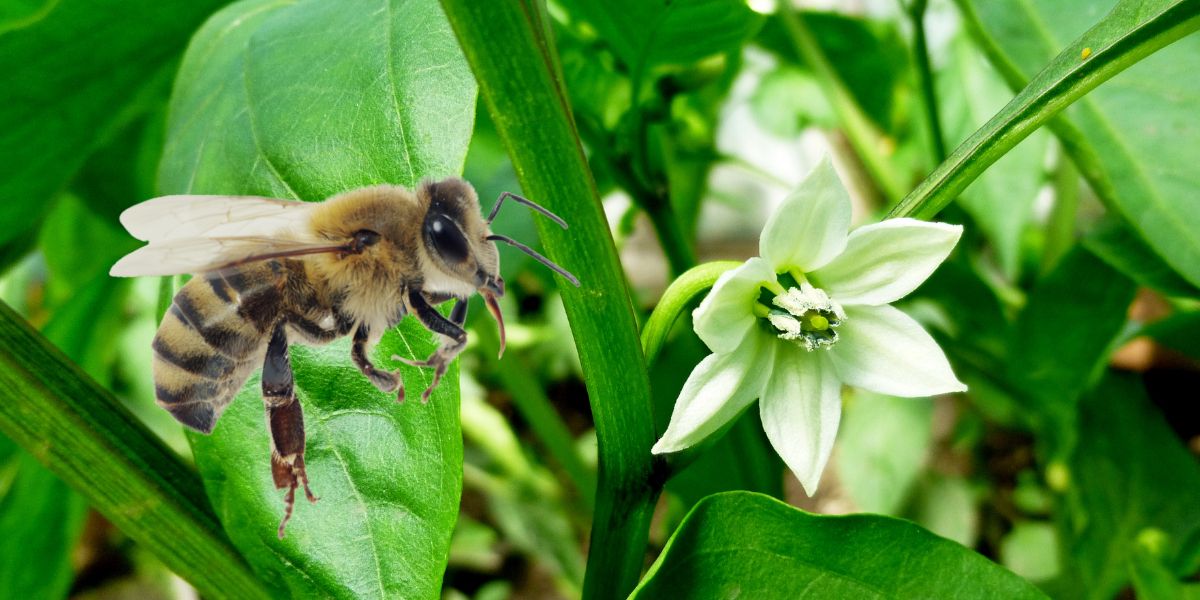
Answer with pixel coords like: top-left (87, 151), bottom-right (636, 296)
top-left (641, 261), bottom-right (741, 365)
top-left (906, 0), bottom-right (947, 163)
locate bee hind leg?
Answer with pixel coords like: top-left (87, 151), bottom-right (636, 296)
top-left (393, 295), bottom-right (468, 403)
top-left (351, 324), bottom-right (405, 401)
top-left (263, 323), bottom-right (317, 538)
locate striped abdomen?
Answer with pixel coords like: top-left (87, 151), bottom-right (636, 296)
top-left (153, 264), bottom-right (285, 433)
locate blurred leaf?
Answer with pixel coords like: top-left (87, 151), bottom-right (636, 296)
top-left (1055, 373), bottom-right (1200, 598)
top-left (1130, 533), bottom-right (1200, 600)
top-left (1007, 247), bottom-right (1134, 456)
top-left (836, 392), bottom-right (933, 515)
top-left (1141, 310), bottom-right (1200, 359)
top-left (0, 451), bottom-right (86, 599)
top-left (39, 194), bottom-right (139, 309)
top-left (160, 0), bottom-right (475, 596)
top-left (940, 33), bottom-right (1049, 278)
top-left (632, 492), bottom-right (1046, 599)
top-left (1083, 215), bottom-right (1200, 298)
top-left (749, 66), bottom-right (832, 137)
top-left (961, 0), bottom-right (1200, 289)
top-left (71, 100), bottom-right (170, 223)
top-left (0, 0), bottom-right (228, 245)
top-left (756, 12), bottom-right (908, 132)
top-left (557, 0), bottom-right (762, 73)
top-left (910, 474), bottom-right (979, 548)
top-left (1000, 522), bottom-right (1061, 583)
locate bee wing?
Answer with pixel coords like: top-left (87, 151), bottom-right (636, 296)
top-left (110, 236), bottom-right (347, 277)
top-left (119, 194), bottom-right (314, 242)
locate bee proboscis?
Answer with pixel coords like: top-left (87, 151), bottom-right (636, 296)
top-left (110, 179), bottom-right (577, 536)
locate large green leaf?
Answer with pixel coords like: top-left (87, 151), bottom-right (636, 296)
top-left (632, 492), bottom-right (1046, 599)
top-left (1055, 373), bottom-right (1200, 598)
top-left (960, 0), bottom-right (1200, 289)
top-left (1006, 247), bottom-right (1135, 457)
top-left (159, 0), bottom-right (476, 596)
top-left (556, 0), bottom-right (761, 73)
top-left (0, 0), bottom-right (228, 244)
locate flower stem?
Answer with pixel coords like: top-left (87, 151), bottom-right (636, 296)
top-left (779, 4), bottom-right (907, 202)
top-left (1041, 154), bottom-right (1079, 275)
top-left (642, 261), bottom-right (741, 365)
top-left (906, 0), bottom-right (947, 163)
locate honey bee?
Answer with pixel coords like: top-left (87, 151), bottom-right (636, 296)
top-left (110, 179), bottom-right (577, 536)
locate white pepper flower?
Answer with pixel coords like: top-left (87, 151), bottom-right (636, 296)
top-left (652, 158), bottom-right (966, 494)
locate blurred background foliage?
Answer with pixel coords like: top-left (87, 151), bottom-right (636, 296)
top-left (0, 0), bottom-right (1198, 598)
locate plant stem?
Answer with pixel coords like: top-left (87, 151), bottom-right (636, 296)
top-left (642, 261), bottom-right (741, 366)
top-left (643, 193), bottom-right (698, 277)
top-left (475, 323), bottom-right (597, 513)
top-left (906, 0), bottom-right (947, 163)
top-left (779, 5), bottom-right (907, 202)
top-left (0, 302), bottom-right (270, 599)
top-left (440, 2), bottom-right (660, 598)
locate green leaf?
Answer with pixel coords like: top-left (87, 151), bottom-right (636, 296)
top-left (556, 0), bottom-right (762, 73)
top-left (632, 492), bottom-right (1047, 599)
top-left (892, 0), bottom-right (1200, 226)
top-left (1141, 310), bottom-right (1200, 359)
top-left (161, 0), bottom-right (475, 198)
top-left (0, 450), bottom-right (87, 599)
top-left (190, 337), bottom-right (461, 598)
top-left (957, 0), bottom-right (1200, 288)
top-left (1056, 373), bottom-right (1200, 598)
top-left (159, 0), bottom-right (476, 596)
top-left (1006, 247), bottom-right (1135, 455)
top-left (0, 0), bottom-right (228, 245)
top-left (836, 392), bottom-right (933, 515)
top-left (1082, 215), bottom-right (1200, 298)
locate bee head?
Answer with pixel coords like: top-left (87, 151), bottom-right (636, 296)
top-left (419, 179), bottom-right (504, 298)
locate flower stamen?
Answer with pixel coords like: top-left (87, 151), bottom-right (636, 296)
top-left (760, 281), bottom-right (845, 351)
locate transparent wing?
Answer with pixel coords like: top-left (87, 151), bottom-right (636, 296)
top-left (119, 194), bottom-right (314, 243)
top-left (110, 236), bottom-right (346, 277)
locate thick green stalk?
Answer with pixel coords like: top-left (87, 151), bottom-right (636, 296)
top-left (439, 2), bottom-right (659, 598)
top-left (779, 5), bottom-right (908, 202)
top-left (0, 302), bottom-right (269, 599)
top-left (891, 0), bottom-right (1200, 220)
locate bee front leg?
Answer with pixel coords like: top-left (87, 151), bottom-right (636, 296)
top-left (263, 323), bottom-right (317, 538)
top-left (393, 292), bottom-right (467, 403)
top-left (351, 325), bottom-right (404, 401)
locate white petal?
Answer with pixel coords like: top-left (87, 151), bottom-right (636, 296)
top-left (652, 332), bottom-right (775, 454)
top-left (829, 304), bottom-right (966, 397)
top-left (759, 345), bottom-right (842, 496)
top-left (812, 219), bottom-right (962, 306)
top-left (760, 157), bottom-right (851, 272)
top-left (693, 257), bottom-right (775, 354)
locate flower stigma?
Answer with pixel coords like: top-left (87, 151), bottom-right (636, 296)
top-left (761, 281), bottom-right (845, 351)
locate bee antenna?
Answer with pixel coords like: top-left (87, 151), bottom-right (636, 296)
top-left (487, 192), bottom-right (568, 229)
top-left (486, 234), bottom-right (580, 287)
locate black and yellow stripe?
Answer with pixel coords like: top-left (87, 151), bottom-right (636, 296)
top-left (152, 263), bottom-right (284, 433)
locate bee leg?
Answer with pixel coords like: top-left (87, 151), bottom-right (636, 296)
top-left (263, 323), bottom-right (317, 538)
top-left (393, 293), bottom-right (467, 403)
top-left (351, 324), bottom-right (404, 401)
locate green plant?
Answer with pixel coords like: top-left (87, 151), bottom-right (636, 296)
top-left (1, 0), bottom-right (1198, 598)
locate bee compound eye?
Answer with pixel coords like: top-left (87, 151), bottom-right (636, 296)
top-left (427, 215), bottom-right (470, 264)
top-left (353, 229), bottom-right (380, 247)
